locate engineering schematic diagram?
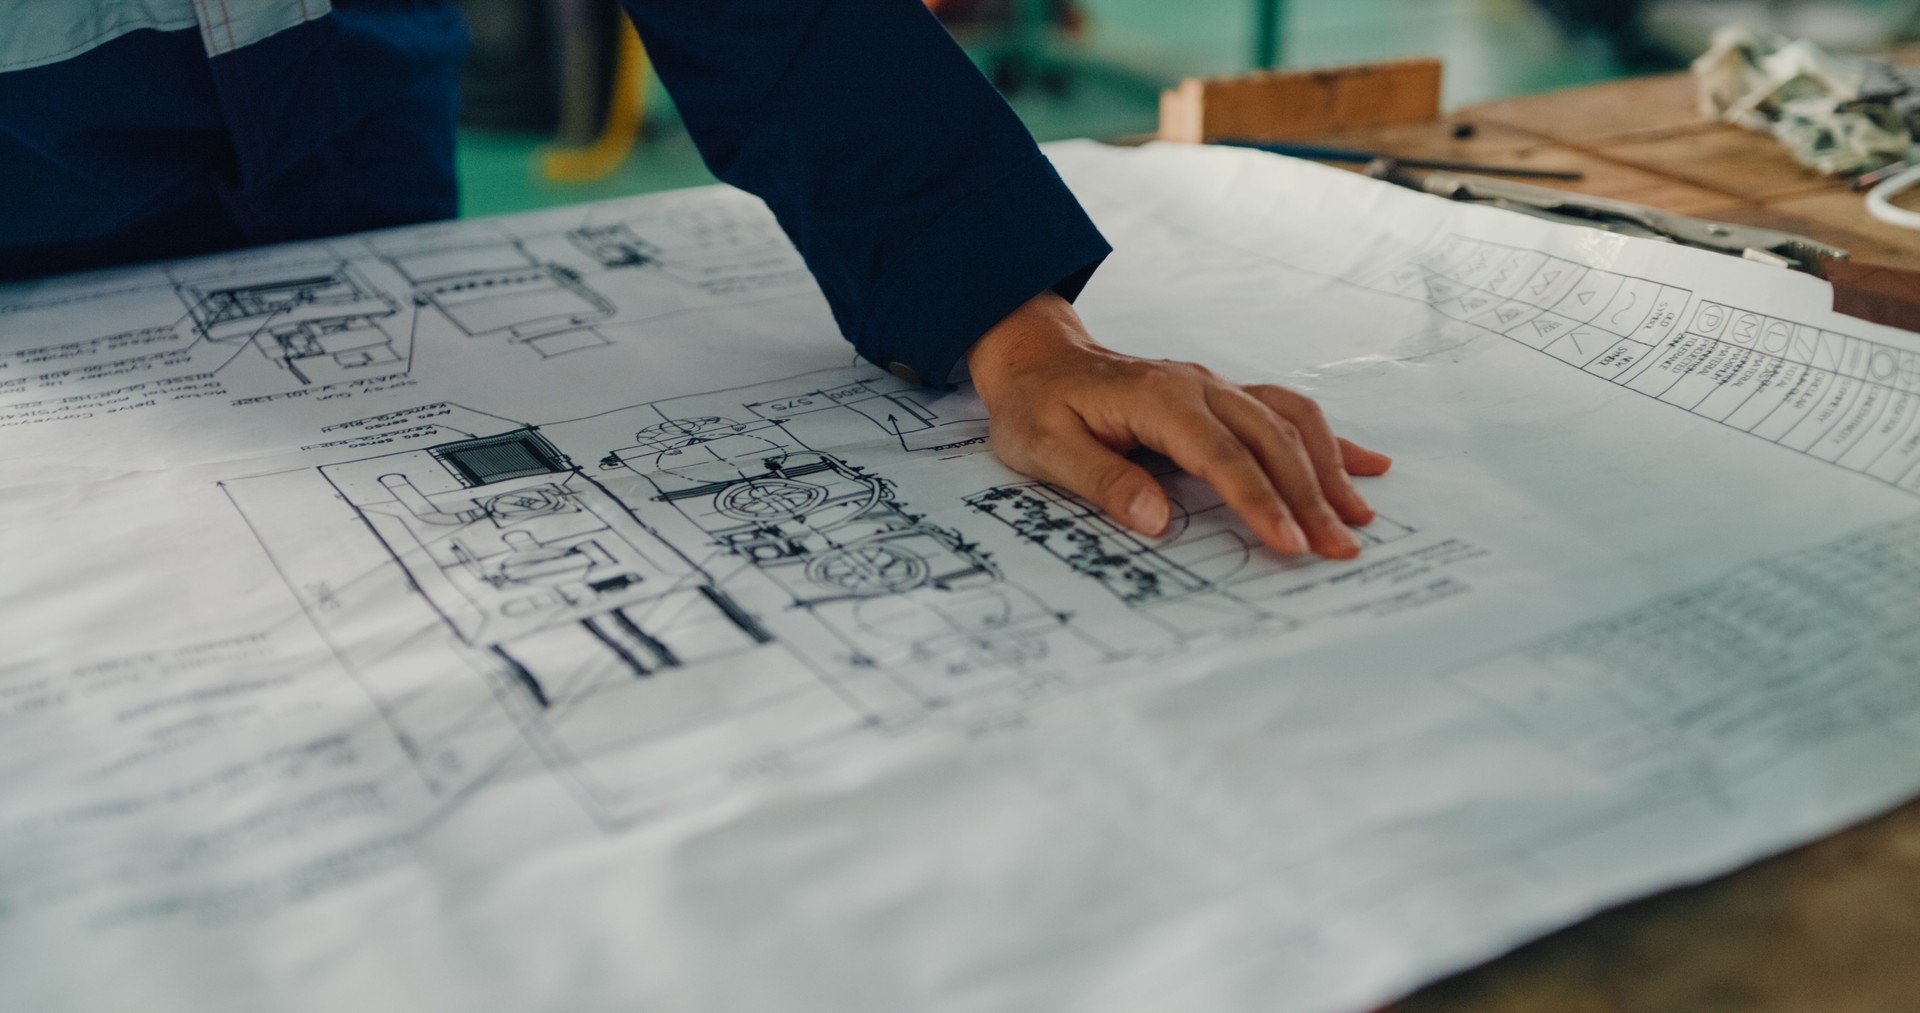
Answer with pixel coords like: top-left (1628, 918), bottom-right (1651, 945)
top-left (0, 192), bottom-right (826, 415)
top-left (566, 202), bottom-right (810, 296)
top-left (384, 239), bottom-right (616, 359)
top-left (967, 481), bottom-right (1414, 641)
top-left (226, 367), bottom-right (1418, 827)
top-left (1370, 234), bottom-right (1920, 494)
top-left (177, 264), bottom-right (405, 386)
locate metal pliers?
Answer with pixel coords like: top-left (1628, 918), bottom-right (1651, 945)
top-left (1373, 164), bottom-right (1851, 276)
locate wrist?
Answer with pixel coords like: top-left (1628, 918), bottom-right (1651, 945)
top-left (965, 290), bottom-right (1097, 402)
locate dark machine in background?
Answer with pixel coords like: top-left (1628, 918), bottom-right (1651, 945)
top-left (454, 0), bottom-right (623, 133)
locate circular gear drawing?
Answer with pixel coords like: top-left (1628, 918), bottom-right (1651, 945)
top-left (806, 543), bottom-right (929, 594)
top-left (716, 478), bottom-right (827, 521)
top-left (483, 485), bottom-right (570, 519)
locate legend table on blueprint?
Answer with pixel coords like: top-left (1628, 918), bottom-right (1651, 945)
top-left (1372, 237), bottom-right (1920, 492)
top-left (5, 141), bottom-right (1920, 1013)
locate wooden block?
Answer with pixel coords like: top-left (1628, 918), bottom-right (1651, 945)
top-left (1460, 72), bottom-right (1707, 145)
top-left (1158, 58), bottom-right (1442, 144)
top-left (1600, 126), bottom-right (1837, 203)
top-left (1824, 258), bottom-right (1920, 332)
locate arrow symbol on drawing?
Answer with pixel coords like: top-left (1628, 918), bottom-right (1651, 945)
top-left (887, 414), bottom-right (909, 452)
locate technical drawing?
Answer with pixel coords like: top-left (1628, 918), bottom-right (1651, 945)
top-left (593, 412), bottom-right (1086, 685)
top-left (564, 204), bottom-right (808, 296)
top-left (227, 370), bottom-right (1086, 826)
top-left (388, 240), bottom-right (613, 358)
top-left (967, 480), bottom-right (1416, 640)
top-left (285, 423), bottom-right (822, 827)
top-left (177, 265), bottom-right (403, 385)
top-left (1374, 234), bottom-right (1920, 496)
top-left (569, 224), bottom-right (663, 269)
top-left (610, 415), bottom-right (991, 608)
top-left (320, 428), bottom-right (769, 701)
top-left (226, 365), bottom-right (1435, 828)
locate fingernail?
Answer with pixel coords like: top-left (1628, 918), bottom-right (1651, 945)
top-left (1130, 489), bottom-right (1169, 535)
top-left (1332, 528), bottom-right (1362, 558)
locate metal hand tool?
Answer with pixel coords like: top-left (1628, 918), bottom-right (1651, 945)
top-left (1374, 165), bottom-right (1850, 275)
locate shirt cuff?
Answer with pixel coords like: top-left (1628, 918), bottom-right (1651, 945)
top-left (854, 154), bottom-right (1111, 388)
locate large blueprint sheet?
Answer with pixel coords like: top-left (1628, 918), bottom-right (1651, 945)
top-left (4, 142), bottom-right (1919, 1012)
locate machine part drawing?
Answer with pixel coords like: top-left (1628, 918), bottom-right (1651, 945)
top-left (388, 240), bottom-right (613, 355)
top-left (177, 265), bottom-right (403, 385)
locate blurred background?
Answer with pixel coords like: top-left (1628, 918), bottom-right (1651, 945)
top-left (454, 0), bottom-right (1920, 216)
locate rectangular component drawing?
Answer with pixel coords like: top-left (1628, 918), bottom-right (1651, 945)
top-left (178, 265), bottom-right (403, 385)
top-left (388, 239), bottom-right (613, 356)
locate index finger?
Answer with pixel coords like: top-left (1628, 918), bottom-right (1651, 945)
top-left (1132, 403), bottom-right (1311, 556)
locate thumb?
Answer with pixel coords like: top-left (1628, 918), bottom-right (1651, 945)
top-left (1022, 429), bottom-right (1170, 537)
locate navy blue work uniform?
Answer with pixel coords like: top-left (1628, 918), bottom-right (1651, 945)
top-left (0, 0), bottom-right (1111, 386)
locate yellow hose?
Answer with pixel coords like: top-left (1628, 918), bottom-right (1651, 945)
top-left (540, 15), bottom-right (647, 183)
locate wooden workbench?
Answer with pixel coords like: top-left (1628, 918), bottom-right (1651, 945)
top-left (1306, 53), bottom-right (1920, 275)
top-left (1262, 62), bottom-right (1920, 1013)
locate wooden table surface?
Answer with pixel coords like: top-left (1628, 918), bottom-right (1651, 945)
top-left (1294, 63), bottom-right (1920, 1013)
top-left (1303, 54), bottom-right (1920, 275)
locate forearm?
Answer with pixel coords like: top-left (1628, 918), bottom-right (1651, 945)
top-left (622, 0), bottom-right (1109, 384)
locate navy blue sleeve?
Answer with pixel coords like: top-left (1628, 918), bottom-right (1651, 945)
top-left (619, 0), bottom-right (1111, 386)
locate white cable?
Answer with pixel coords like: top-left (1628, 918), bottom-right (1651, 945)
top-left (1866, 163), bottom-right (1920, 230)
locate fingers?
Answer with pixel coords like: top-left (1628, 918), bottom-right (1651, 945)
top-left (1006, 423), bottom-right (1171, 537)
top-left (1247, 385), bottom-right (1378, 529)
top-left (976, 344), bottom-right (1390, 562)
top-left (1338, 437), bottom-right (1393, 477)
top-left (1131, 402), bottom-right (1313, 556)
top-left (1208, 388), bottom-right (1361, 559)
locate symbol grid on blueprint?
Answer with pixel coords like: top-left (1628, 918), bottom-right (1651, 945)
top-left (1374, 236), bottom-right (1920, 493)
top-left (1446, 516), bottom-right (1920, 790)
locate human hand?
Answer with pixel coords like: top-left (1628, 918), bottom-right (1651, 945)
top-left (965, 291), bottom-right (1392, 560)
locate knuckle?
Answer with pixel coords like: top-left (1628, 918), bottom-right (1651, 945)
top-left (1183, 361), bottom-right (1223, 385)
top-left (1148, 365), bottom-right (1203, 396)
top-left (1296, 401), bottom-right (1329, 430)
top-left (1201, 430), bottom-right (1247, 462)
top-left (1258, 384), bottom-right (1326, 422)
top-left (1267, 418), bottom-right (1305, 450)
